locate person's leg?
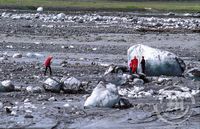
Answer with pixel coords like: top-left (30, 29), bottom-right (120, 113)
top-left (49, 66), bottom-right (52, 76)
top-left (129, 68), bottom-right (132, 75)
top-left (142, 66), bottom-right (145, 74)
top-left (44, 66), bottom-right (47, 75)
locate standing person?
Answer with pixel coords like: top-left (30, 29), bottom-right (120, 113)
top-left (129, 56), bottom-right (138, 74)
top-left (141, 56), bottom-right (146, 74)
top-left (44, 56), bottom-right (53, 76)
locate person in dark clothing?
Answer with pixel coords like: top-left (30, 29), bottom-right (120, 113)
top-left (44, 56), bottom-right (53, 76)
top-left (141, 56), bottom-right (145, 74)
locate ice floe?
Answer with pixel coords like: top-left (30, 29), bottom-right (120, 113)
top-left (127, 44), bottom-right (185, 76)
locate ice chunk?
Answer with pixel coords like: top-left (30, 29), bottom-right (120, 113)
top-left (48, 97), bottom-right (56, 101)
top-left (133, 78), bottom-right (144, 85)
top-left (12, 53), bottom-right (22, 58)
top-left (185, 67), bottom-right (200, 80)
top-left (26, 85), bottom-right (44, 93)
top-left (61, 77), bottom-right (82, 93)
top-left (57, 13), bottom-right (65, 20)
top-left (157, 77), bottom-right (172, 84)
top-left (0, 80), bottom-right (14, 92)
top-left (127, 44), bottom-right (185, 76)
top-left (118, 86), bottom-right (146, 98)
top-left (37, 7), bottom-right (43, 12)
top-left (104, 65), bottom-right (114, 75)
top-left (84, 82), bottom-right (120, 108)
top-left (43, 77), bottom-right (61, 93)
top-left (0, 102), bottom-right (3, 108)
top-left (63, 103), bottom-right (70, 107)
top-left (26, 52), bottom-right (44, 58)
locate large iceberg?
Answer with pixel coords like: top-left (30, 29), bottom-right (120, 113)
top-left (84, 81), bottom-right (120, 108)
top-left (127, 44), bottom-right (185, 76)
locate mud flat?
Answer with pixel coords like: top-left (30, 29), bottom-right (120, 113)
top-left (0, 10), bottom-right (200, 129)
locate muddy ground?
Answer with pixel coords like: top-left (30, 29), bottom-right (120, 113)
top-left (0, 10), bottom-right (200, 129)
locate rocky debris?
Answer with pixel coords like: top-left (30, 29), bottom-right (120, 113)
top-left (104, 65), bottom-right (128, 75)
top-left (157, 77), bottom-right (172, 84)
top-left (69, 45), bottom-right (75, 49)
top-left (63, 103), bottom-right (70, 107)
top-left (119, 86), bottom-right (154, 98)
top-left (92, 48), bottom-right (97, 51)
top-left (0, 102), bottom-right (3, 108)
top-left (12, 53), bottom-right (22, 58)
top-left (43, 77), bottom-right (61, 93)
top-left (26, 86), bottom-right (33, 92)
top-left (61, 77), bottom-right (83, 93)
top-left (32, 86), bottom-right (44, 93)
top-left (5, 106), bottom-right (12, 114)
top-left (116, 98), bottom-right (132, 109)
top-left (0, 80), bottom-right (15, 92)
top-left (84, 81), bottom-right (120, 108)
top-left (131, 74), bottom-right (140, 79)
top-left (26, 86), bottom-right (44, 93)
top-left (128, 44), bottom-right (186, 76)
top-left (104, 65), bottom-right (149, 85)
top-left (24, 102), bottom-right (37, 109)
top-left (24, 98), bottom-right (30, 103)
top-left (60, 60), bottom-right (68, 67)
top-left (133, 78), bottom-right (144, 85)
top-left (0, 53), bottom-right (9, 61)
top-left (1, 11), bottom-right (200, 32)
top-left (0, 56), bottom-right (8, 61)
top-left (57, 13), bottom-right (65, 20)
top-left (26, 52), bottom-right (44, 58)
top-left (24, 114), bottom-right (34, 118)
top-left (166, 12), bottom-right (175, 16)
top-left (37, 7), bottom-right (43, 12)
top-left (14, 85), bottom-right (23, 91)
top-left (103, 73), bottom-right (127, 86)
top-left (158, 87), bottom-right (200, 100)
top-left (48, 97), bottom-right (57, 101)
top-left (185, 67), bottom-right (200, 80)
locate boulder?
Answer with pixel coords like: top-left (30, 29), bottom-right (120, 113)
top-left (185, 67), bottom-right (200, 80)
top-left (26, 52), bottom-right (44, 58)
top-left (26, 86), bottom-right (44, 93)
top-left (0, 56), bottom-right (8, 61)
top-left (84, 81), bottom-right (120, 108)
top-left (157, 77), bottom-right (172, 84)
top-left (133, 78), bottom-right (144, 85)
top-left (32, 86), bottom-right (44, 93)
top-left (127, 44), bottom-right (185, 76)
top-left (12, 53), bottom-right (22, 58)
top-left (57, 13), bottom-right (65, 20)
top-left (0, 80), bottom-right (15, 92)
top-left (0, 102), bottom-right (3, 108)
top-left (43, 77), bottom-right (61, 93)
top-left (104, 65), bottom-right (128, 75)
top-left (26, 86), bottom-right (33, 92)
top-left (37, 7), bottom-right (43, 12)
top-left (61, 77), bottom-right (82, 93)
top-left (117, 98), bottom-right (132, 109)
top-left (103, 73), bottom-right (128, 86)
top-left (166, 12), bottom-right (175, 16)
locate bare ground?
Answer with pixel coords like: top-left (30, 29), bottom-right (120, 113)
top-left (0, 10), bottom-right (200, 129)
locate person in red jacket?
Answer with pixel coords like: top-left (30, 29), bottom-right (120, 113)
top-left (44, 56), bottom-right (53, 76)
top-left (129, 56), bottom-right (138, 74)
